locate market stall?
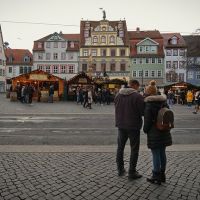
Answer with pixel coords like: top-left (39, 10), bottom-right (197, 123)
top-left (11, 70), bottom-right (64, 102)
top-left (66, 72), bottom-right (94, 100)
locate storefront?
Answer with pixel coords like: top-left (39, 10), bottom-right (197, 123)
top-left (11, 70), bottom-right (64, 101)
top-left (66, 72), bottom-right (94, 100)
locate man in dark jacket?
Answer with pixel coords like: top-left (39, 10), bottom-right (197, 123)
top-left (114, 79), bottom-right (144, 180)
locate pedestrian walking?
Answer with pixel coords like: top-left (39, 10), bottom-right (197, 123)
top-left (143, 80), bottom-right (173, 185)
top-left (87, 89), bottom-right (93, 109)
top-left (115, 79), bottom-right (144, 180)
top-left (83, 89), bottom-right (88, 108)
top-left (193, 90), bottom-right (200, 114)
top-left (48, 84), bottom-right (54, 103)
top-left (21, 85), bottom-right (25, 103)
top-left (186, 90), bottom-right (193, 107)
top-left (167, 89), bottom-right (174, 108)
top-left (27, 84), bottom-right (35, 104)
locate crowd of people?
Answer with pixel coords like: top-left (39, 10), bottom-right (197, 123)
top-left (76, 87), bottom-right (113, 109)
top-left (165, 89), bottom-right (200, 114)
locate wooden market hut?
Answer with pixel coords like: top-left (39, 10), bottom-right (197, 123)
top-left (11, 70), bottom-right (64, 101)
top-left (66, 72), bottom-right (94, 100)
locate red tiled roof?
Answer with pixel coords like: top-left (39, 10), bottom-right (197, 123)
top-left (80, 20), bottom-right (130, 47)
top-left (5, 49), bottom-right (33, 65)
top-left (33, 33), bottom-right (80, 51)
top-left (128, 31), bottom-right (164, 57)
top-left (162, 33), bottom-right (186, 48)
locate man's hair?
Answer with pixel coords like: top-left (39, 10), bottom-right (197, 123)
top-left (129, 79), bottom-right (140, 87)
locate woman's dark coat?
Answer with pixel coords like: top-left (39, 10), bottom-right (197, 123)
top-left (143, 95), bottom-right (172, 149)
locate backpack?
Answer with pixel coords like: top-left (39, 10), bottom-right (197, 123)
top-left (156, 107), bottom-right (174, 131)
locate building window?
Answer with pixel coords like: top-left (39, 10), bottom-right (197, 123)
top-left (61, 42), bottom-right (66, 48)
top-left (166, 50), bottom-right (172, 56)
top-left (0, 59), bottom-right (2, 65)
top-left (101, 63), bottom-right (106, 72)
top-left (157, 70), bottom-right (162, 78)
top-left (19, 66), bottom-right (23, 74)
top-left (196, 72), bottom-right (200, 80)
top-left (110, 36), bottom-right (115, 43)
top-left (110, 63), bottom-right (116, 71)
top-left (158, 58), bottom-right (162, 64)
top-left (133, 58), bottom-right (137, 64)
top-left (111, 49), bottom-right (116, 57)
top-left (151, 70), bottom-right (155, 77)
top-left (46, 42), bottom-right (50, 48)
top-left (120, 49), bottom-right (126, 56)
top-left (139, 58), bottom-right (143, 64)
top-left (187, 71), bottom-right (193, 79)
top-left (61, 52), bottom-right (66, 60)
top-left (139, 46), bottom-right (143, 52)
top-left (92, 64), bottom-right (96, 72)
top-left (70, 42), bottom-right (74, 48)
top-left (171, 37), bottom-right (177, 45)
top-left (84, 30), bottom-right (89, 38)
top-left (144, 70), bottom-right (149, 77)
top-left (24, 56), bottom-right (30, 62)
top-left (138, 70), bottom-right (143, 77)
top-left (179, 61), bottom-right (185, 69)
top-left (38, 42), bottom-right (42, 49)
top-left (24, 67), bottom-right (28, 74)
top-left (38, 53), bottom-right (43, 60)
top-left (101, 49), bottom-right (106, 57)
top-left (53, 65), bottom-right (58, 73)
top-left (82, 64), bottom-right (87, 72)
top-left (179, 73), bottom-right (184, 82)
top-left (68, 65), bottom-right (74, 74)
top-left (120, 64), bottom-right (126, 71)
top-left (173, 61), bottom-right (178, 69)
top-left (173, 49), bottom-right (178, 56)
top-left (101, 36), bottom-right (106, 43)
top-left (0, 47), bottom-right (2, 53)
top-left (46, 53), bottom-right (51, 60)
top-left (54, 42), bottom-right (58, 48)
top-left (53, 53), bottom-right (58, 60)
top-left (151, 46), bottom-right (156, 52)
top-left (60, 65), bottom-right (67, 73)
top-left (146, 58), bottom-right (150, 64)
top-left (91, 49), bottom-right (97, 56)
top-left (45, 65), bottom-right (51, 73)
top-left (166, 61), bottom-right (171, 69)
top-left (132, 71), bottom-right (137, 77)
top-left (28, 67), bottom-right (31, 73)
top-left (68, 53), bottom-right (74, 60)
top-left (83, 50), bottom-right (88, 57)
top-left (37, 65), bottom-right (43, 70)
top-left (152, 58), bottom-right (155, 64)
top-left (119, 30), bottom-right (124, 37)
top-left (93, 36), bottom-right (98, 44)
top-left (145, 46), bottom-right (149, 52)
top-left (9, 67), bottom-right (12, 73)
top-left (179, 49), bottom-right (185, 56)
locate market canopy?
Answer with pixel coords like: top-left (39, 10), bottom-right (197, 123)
top-left (67, 72), bottom-right (94, 85)
top-left (163, 82), bottom-right (200, 89)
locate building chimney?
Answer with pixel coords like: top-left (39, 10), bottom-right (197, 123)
top-left (136, 27), bottom-right (140, 33)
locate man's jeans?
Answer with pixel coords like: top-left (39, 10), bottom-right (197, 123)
top-left (151, 147), bottom-right (166, 172)
top-left (116, 128), bottom-right (140, 174)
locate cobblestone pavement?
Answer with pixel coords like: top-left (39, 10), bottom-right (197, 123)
top-left (0, 151), bottom-right (199, 200)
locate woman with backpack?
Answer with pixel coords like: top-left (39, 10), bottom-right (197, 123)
top-left (143, 80), bottom-right (172, 185)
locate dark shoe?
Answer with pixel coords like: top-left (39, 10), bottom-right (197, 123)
top-left (118, 169), bottom-right (126, 176)
top-left (193, 112), bottom-right (197, 114)
top-left (160, 171), bottom-right (166, 183)
top-left (147, 171), bottom-right (161, 185)
top-left (128, 171), bottom-right (142, 180)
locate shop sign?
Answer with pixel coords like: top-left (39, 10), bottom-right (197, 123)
top-left (109, 84), bottom-right (115, 89)
top-left (78, 78), bottom-right (88, 84)
top-left (30, 74), bottom-right (48, 80)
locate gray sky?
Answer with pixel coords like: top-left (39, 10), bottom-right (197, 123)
top-left (0, 0), bottom-right (200, 51)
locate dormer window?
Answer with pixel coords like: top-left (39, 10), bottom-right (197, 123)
top-left (170, 37), bottom-right (178, 45)
top-left (38, 42), bottom-right (42, 49)
top-left (24, 56), bottom-right (30, 62)
top-left (119, 30), bottom-right (124, 37)
top-left (101, 36), bottom-right (106, 43)
top-left (9, 56), bottom-right (13, 62)
top-left (70, 42), bottom-right (75, 48)
top-left (93, 36), bottom-right (98, 44)
top-left (102, 26), bottom-right (106, 31)
top-left (110, 36), bottom-right (115, 43)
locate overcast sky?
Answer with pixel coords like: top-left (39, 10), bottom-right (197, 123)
top-left (0, 0), bottom-right (200, 51)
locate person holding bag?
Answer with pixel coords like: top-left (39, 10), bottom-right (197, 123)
top-left (143, 80), bottom-right (173, 185)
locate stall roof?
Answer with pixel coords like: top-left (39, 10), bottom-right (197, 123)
top-left (12, 70), bottom-right (64, 81)
top-left (67, 72), bottom-right (93, 85)
top-left (163, 82), bottom-right (199, 89)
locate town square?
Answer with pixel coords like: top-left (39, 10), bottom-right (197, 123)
top-left (0, 0), bottom-right (200, 199)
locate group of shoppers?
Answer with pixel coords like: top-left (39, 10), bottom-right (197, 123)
top-left (115, 79), bottom-right (172, 185)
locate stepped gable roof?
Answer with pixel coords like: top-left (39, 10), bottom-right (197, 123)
top-left (80, 20), bottom-right (129, 47)
top-left (5, 49), bottom-right (33, 65)
top-left (128, 30), bottom-right (164, 58)
top-left (183, 35), bottom-right (200, 57)
top-left (162, 33), bottom-right (187, 48)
